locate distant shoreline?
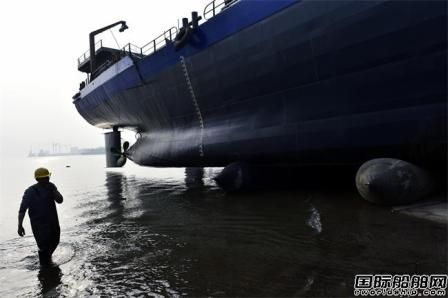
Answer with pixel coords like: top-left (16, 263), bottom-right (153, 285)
top-left (28, 147), bottom-right (105, 157)
top-left (28, 152), bottom-right (105, 157)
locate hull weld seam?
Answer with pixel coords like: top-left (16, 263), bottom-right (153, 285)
top-left (180, 55), bottom-right (205, 157)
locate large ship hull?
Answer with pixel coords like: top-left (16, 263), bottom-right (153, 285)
top-left (75, 0), bottom-right (447, 168)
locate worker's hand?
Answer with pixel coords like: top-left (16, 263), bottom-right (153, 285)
top-left (17, 226), bottom-right (25, 237)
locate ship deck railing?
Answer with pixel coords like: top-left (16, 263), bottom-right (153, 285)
top-left (77, 0), bottom-right (236, 78)
top-left (203, 0), bottom-right (231, 20)
top-left (78, 40), bottom-right (103, 67)
top-left (121, 0), bottom-right (233, 57)
top-left (121, 27), bottom-right (178, 57)
top-left (125, 0), bottom-right (235, 57)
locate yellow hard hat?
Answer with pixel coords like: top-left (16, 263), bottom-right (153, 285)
top-left (34, 167), bottom-right (51, 179)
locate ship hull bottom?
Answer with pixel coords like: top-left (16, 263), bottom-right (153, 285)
top-left (128, 139), bottom-right (446, 169)
top-left (127, 103), bottom-right (446, 170)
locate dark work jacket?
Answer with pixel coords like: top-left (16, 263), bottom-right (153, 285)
top-left (19, 182), bottom-right (63, 231)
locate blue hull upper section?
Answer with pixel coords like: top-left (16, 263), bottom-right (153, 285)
top-left (75, 0), bottom-right (447, 168)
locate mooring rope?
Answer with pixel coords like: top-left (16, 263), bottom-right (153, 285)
top-left (109, 29), bottom-right (121, 49)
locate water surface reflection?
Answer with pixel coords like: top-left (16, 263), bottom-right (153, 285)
top-left (0, 160), bottom-right (445, 297)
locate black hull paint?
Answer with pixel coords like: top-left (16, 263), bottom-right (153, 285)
top-left (75, 0), bottom-right (447, 168)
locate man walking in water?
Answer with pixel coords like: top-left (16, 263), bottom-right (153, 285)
top-left (18, 168), bottom-right (63, 267)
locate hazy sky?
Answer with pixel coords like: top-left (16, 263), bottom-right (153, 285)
top-left (0, 0), bottom-right (210, 157)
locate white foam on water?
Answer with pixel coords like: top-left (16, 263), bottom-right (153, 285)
top-left (307, 205), bottom-right (322, 234)
top-left (52, 243), bottom-right (75, 266)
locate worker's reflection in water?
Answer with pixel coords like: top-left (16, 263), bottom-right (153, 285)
top-left (17, 168), bottom-right (63, 267)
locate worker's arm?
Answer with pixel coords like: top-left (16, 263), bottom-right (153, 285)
top-left (18, 212), bottom-right (25, 237)
top-left (18, 188), bottom-right (30, 237)
top-left (54, 189), bottom-right (63, 204)
top-left (49, 182), bottom-right (63, 203)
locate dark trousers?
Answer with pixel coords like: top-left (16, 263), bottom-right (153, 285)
top-left (32, 224), bottom-right (60, 266)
